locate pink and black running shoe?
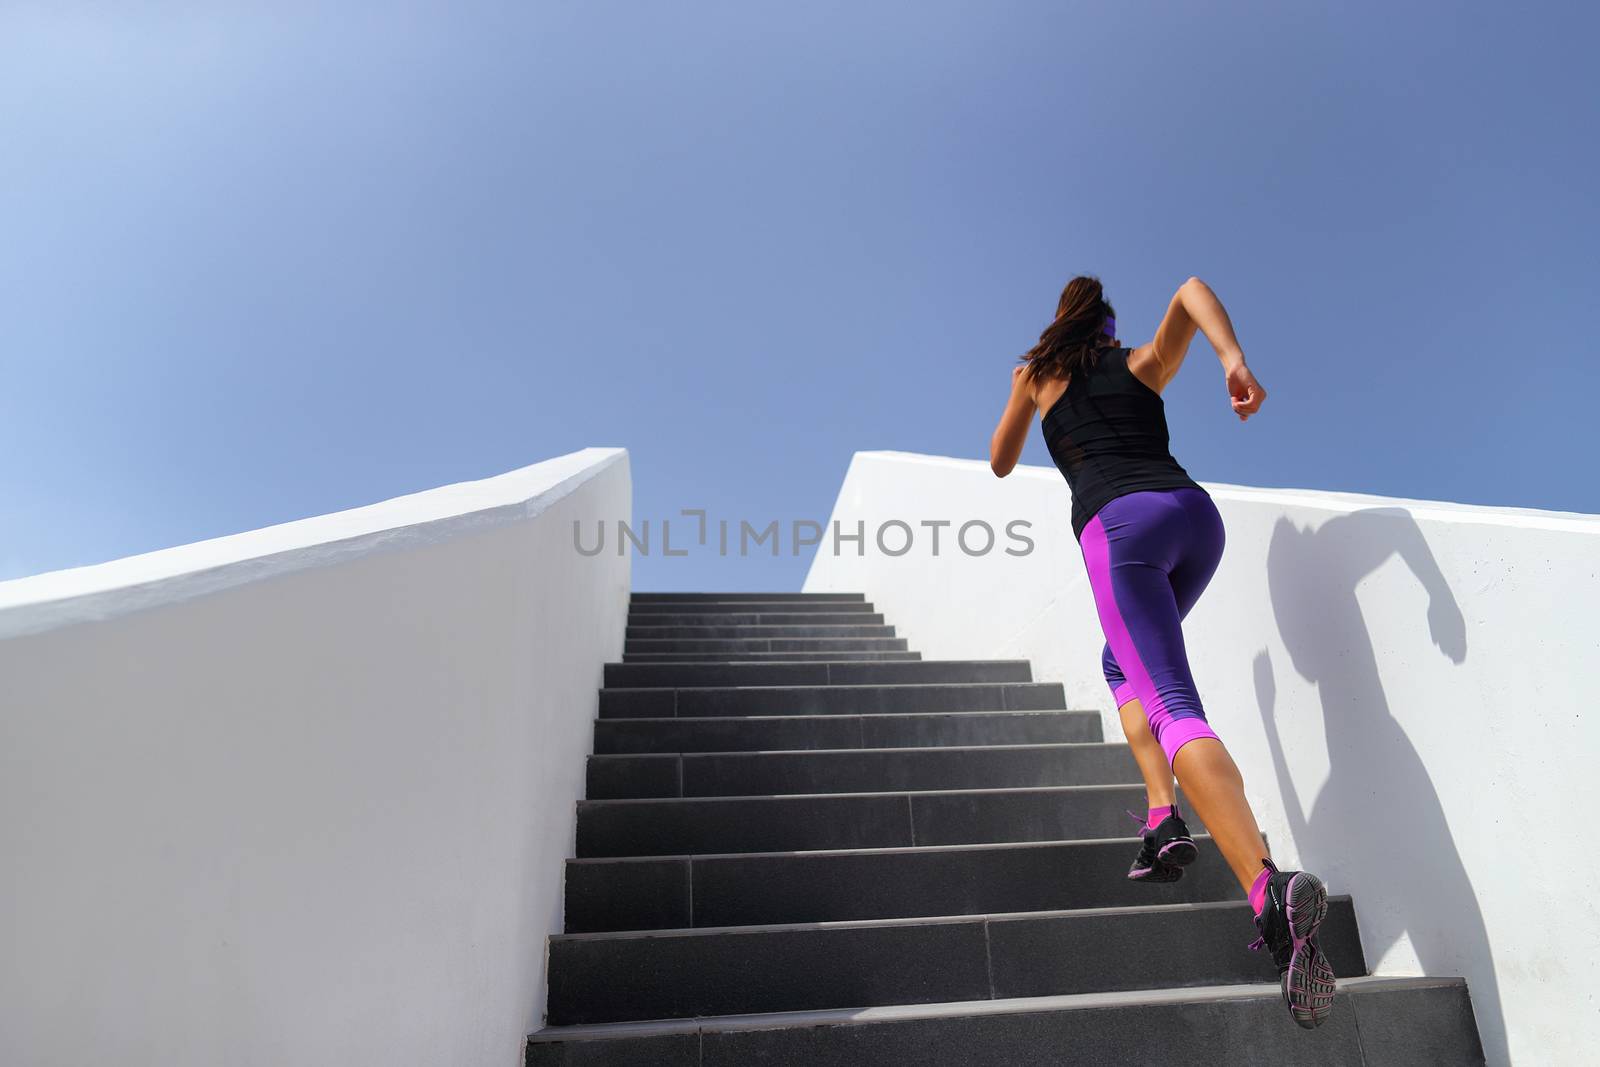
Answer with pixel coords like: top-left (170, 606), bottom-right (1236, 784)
top-left (1249, 858), bottom-right (1337, 1029)
top-left (1126, 804), bottom-right (1199, 882)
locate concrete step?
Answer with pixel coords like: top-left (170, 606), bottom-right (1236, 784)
top-left (526, 976), bottom-right (1485, 1066)
top-left (576, 783), bottom-right (1169, 858)
top-left (631, 601), bottom-right (878, 615)
top-left (631, 592), bottom-right (867, 603)
top-left (627, 611), bottom-right (886, 627)
top-left (537, 586), bottom-right (1485, 1063)
top-left (586, 742), bottom-right (1139, 799)
top-left (622, 651), bottom-right (922, 662)
top-left (626, 623), bottom-right (898, 639)
top-left (563, 834), bottom-right (1240, 933)
top-left (543, 899), bottom-right (1367, 1025)
top-left (592, 710), bottom-right (1103, 755)
top-left (598, 681), bottom-right (1066, 720)
top-left (601, 659), bottom-right (1031, 690)
top-left (624, 636), bottom-right (909, 653)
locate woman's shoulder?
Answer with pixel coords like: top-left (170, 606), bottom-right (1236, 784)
top-left (1122, 343), bottom-right (1167, 394)
top-left (1028, 365), bottom-right (1070, 417)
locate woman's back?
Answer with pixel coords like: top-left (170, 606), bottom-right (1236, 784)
top-left (1038, 346), bottom-right (1203, 540)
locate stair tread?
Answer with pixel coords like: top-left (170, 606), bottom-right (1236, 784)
top-left (566, 832), bottom-right (1196, 865)
top-left (591, 740), bottom-right (1127, 759)
top-left (581, 780), bottom-right (1149, 805)
top-left (615, 657), bottom-right (937, 664)
top-left (606, 681), bottom-right (1055, 694)
top-left (551, 895), bottom-right (1345, 942)
top-left (624, 620), bottom-right (896, 630)
top-left (620, 639), bottom-right (908, 646)
top-left (598, 709), bottom-right (1097, 723)
top-left (608, 666), bottom-right (1030, 676)
top-left (528, 975), bottom-right (1468, 1042)
top-left (607, 658), bottom-right (1030, 664)
top-left (622, 654), bottom-right (922, 661)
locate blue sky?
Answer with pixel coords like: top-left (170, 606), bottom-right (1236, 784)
top-left (3, 2), bottom-right (1594, 592)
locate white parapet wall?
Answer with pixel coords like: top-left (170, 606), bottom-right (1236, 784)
top-left (0, 447), bottom-right (630, 1067)
top-left (804, 449), bottom-right (1599, 1067)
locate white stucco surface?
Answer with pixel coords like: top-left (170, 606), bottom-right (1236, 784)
top-left (804, 449), bottom-right (1600, 1067)
top-left (0, 447), bottom-right (630, 1066)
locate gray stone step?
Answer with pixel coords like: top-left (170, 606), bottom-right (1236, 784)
top-left (622, 651), bottom-right (922, 663)
top-left (624, 636), bottom-right (909, 653)
top-left (601, 659), bottom-right (1031, 690)
top-left (631, 592), bottom-right (867, 603)
top-left (563, 834), bottom-right (1241, 933)
top-left (526, 976), bottom-right (1485, 1066)
top-left (586, 742), bottom-right (1139, 799)
top-left (576, 783), bottom-right (1169, 858)
top-left (543, 899), bottom-right (1367, 1025)
top-left (631, 601), bottom-right (878, 615)
top-left (592, 710), bottom-right (1103, 755)
top-left (627, 611), bottom-right (886, 627)
top-left (536, 585), bottom-right (1485, 1063)
top-left (598, 681), bottom-right (1066, 719)
top-left (626, 623), bottom-right (897, 639)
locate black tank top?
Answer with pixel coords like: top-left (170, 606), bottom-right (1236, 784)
top-left (1039, 346), bottom-right (1206, 541)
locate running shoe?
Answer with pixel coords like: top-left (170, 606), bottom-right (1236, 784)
top-left (1249, 858), bottom-right (1337, 1029)
top-left (1126, 804), bottom-right (1199, 882)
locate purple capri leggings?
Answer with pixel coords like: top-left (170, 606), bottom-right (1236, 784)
top-left (1079, 486), bottom-right (1226, 766)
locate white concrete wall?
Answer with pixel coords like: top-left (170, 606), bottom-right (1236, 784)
top-left (0, 447), bottom-right (630, 1067)
top-left (804, 449), bottom-right (1600, 1067)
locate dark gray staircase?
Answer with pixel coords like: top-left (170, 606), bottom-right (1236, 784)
top-left (528, 592), bottom-right (1486, 1065)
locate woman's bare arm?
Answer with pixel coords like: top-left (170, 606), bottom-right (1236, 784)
top-left (990, 364), bottom-right (1037, 477)
top-left (1133, 276), bottom-right (1266, 421)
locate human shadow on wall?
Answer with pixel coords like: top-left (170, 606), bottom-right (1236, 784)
top-left (1258, 507), bottom-right (1505, 1065)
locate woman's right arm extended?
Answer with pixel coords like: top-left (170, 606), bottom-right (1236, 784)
top-left (1134, 277), bottom-right (1266, 422)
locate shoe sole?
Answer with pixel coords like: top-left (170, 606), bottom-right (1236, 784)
top-left (1127, 862), bottom-right (1183, 883)
top-left (1129, 833), bottom-right (1199, 883)
top-left (1282, 871), bottom-right (1336, 1029)
top-left (1157, 837), bottom-right (1198, 867)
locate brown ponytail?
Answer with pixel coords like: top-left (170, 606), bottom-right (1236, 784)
top-left (1019, 275), bottom-right (1117, 385)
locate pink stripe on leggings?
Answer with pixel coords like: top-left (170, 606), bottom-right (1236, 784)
top-left (1080, 513), bottom-right (1218, 765)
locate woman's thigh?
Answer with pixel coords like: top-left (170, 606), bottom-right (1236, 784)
top-left (1081, 492), bottom-right (1217, 760)
top-left (1094, 492), bottom-right (1185, 693)
top-left (1080, 500), bottom-right (1194, 705)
